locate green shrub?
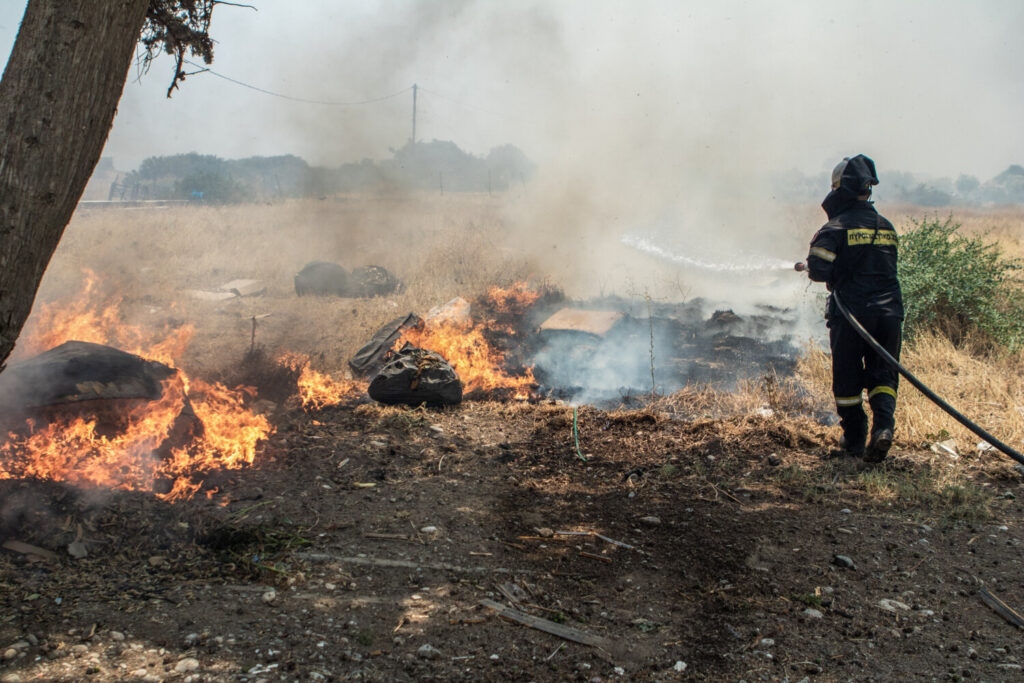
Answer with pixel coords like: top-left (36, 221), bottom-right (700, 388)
top-left (899, 217), bottom-right (1024, 350)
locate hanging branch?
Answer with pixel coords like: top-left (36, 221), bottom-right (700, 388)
top-left (139, 1), bottom-right (255, 98)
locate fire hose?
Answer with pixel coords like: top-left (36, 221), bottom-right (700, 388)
top-left (795, 262), bottom-right (1024, 466)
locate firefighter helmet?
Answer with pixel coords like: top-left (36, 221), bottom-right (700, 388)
top-left (831, 154), bottom-right (879, 193)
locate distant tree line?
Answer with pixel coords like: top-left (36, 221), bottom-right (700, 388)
top-left (774, 164), bottom-right (1024, 207)
top-left (112, 141), bottom-right (535, 202)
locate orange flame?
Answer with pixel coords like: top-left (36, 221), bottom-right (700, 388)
top-left (1, 271), bottom-right (273, 501)
top-left (156, 377), bottom-right (272, 502)
top-left (1, 376), bottom-right (188, 492)
top-left (278, 352), bottom-right (367, 409)
top-left (397, 282), bottom-right (539, 398)
top-left (19, 269), bottom-right (192, 365)
top-left (486, 282), bottom-right (541, 314)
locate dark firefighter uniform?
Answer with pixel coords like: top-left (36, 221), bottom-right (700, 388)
top-left (806, 154), bottom-right (903, 461)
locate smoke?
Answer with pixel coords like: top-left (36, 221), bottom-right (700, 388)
top-left (528, 301), bottom-right (807, 406)
top-left (477, 4), bottom-right (820, 309)
top-left (8, 1), bottom-right (1019, 356)
top-left (108, 1), bottom-right (839, 339)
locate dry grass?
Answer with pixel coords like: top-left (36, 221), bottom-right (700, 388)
top-left (646, 372), bottom-right (826, 421)
top-left (24, 193), bottom-right (536, 374)
top-left (797, 332), bottom-right (1024, 466)
top-left (887, 204), bottom-right (1024, 260)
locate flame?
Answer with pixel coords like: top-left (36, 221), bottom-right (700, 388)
top-left (485, 282), bottom-right (541, 314)
top-left (19, 269), bottom-right (193, 365)
top-left (397, 282), bottom-right (539, 398)
top-left (278, 352), bottom-right (366, 409)
top-left (1, 376), bottom-right (188, 491)
top-left (156, 377), bottom-right (272, 502)
top-left (1, 271), bottom-right (273, 501)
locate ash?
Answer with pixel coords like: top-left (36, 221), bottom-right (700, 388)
top-left (528, 296), bottom-right (802, 406)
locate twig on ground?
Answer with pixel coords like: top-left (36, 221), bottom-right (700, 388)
top-left (480, 599), bottom-right (609, 648)
top-left (363, 532), bottom-right (413, 541)
top-left (497, 540), bottom-right (527, 551)
top-left (579, 551), bottom-right (612, 563)
top-left (554, 530), bottom-right (636, 550)
top-left (1, 540), bottom-right (58, 563)
top-left (710, 483), bottom-right (744, 505)
top-left (496, 584), bottom-right (522, 607)
top-left (980, 586), bottom-right (1024, 628)
top-left (297, 552), bottom-right (534, 574)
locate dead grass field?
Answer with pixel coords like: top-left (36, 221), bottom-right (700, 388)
top-left (22, 194), bottom-right (537, 374)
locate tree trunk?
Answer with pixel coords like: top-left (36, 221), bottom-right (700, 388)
top-left (0, 0), bottom-right (149, 372)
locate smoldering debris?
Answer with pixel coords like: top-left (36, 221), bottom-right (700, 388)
top-left (338, 289), bottom-right (803, 407)
top-left (367, 343), bottom-right (463, 407)
top-left (0, 341), bottom-right (204, 473)
top-left (349, 313), bottom-right (424, 379)
top-left (527, 296), bottom-right (801, 405)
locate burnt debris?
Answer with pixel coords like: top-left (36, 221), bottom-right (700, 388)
top-left (0, 340), bottom-right (176, 412)
top-left (294, 261), bottom-right (403, 298)
top-left (527, 297), bottom-right (801, 404)
top-left (368, 343), bottom-right (463, 407)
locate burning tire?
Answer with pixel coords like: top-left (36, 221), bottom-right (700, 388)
top-left (0, 341), bottom-right (269, 501)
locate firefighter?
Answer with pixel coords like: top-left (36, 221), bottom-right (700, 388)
top-left (801, 154), bottom-right (903, 462)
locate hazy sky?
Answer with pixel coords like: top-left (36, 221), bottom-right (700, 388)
top-left (2, 0), bottom-right (1023, 179)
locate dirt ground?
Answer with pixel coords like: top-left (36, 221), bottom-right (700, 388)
top-left (2, 395), bottom-right (1024, 682)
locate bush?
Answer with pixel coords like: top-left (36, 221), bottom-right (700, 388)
top-left (899, 217), bottom-right (1024, 350)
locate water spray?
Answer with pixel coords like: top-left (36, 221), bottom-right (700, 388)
top-left (623, 234), bottom-right (793, 273)
top-left (795, 262), bottom-right (1024, 466)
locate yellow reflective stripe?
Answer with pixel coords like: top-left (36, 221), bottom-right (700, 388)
top-left (847, 228), bottom-right (898, 246)
top-left (809, 246), bottom-right (837, 262)
top-left (868, 385), bottom-right (897, 399)
top-left (834, 395), bottom-right (863, 407)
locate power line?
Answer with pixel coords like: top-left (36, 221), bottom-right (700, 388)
top-left (179, 61), bottom-right (521, 147)
top-left (180, 60), bottom-right (517, 126)
top-left (183, 59), bottom-right (411, 106)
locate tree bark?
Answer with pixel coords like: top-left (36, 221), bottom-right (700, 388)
top-left (0, 0), bottom-right (149, 372)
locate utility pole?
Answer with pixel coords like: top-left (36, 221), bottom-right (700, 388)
top-left (411, 83), bottom-right (417, 146)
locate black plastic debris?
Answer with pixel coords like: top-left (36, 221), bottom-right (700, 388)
top-left (348, 313), bottom-right (423, 379)
top-left (0, 340), bottom-right (177, 412)
top-left (294, 262), bottom-right (403, 298)
top-left (349, 265), bottom-right (405, 297)
top-left (294, 261), bottom-right (351, 297)
top-left (0, 340), bottom-right (201, 451)
top-left (368, 343), bottom-right (462, 407)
